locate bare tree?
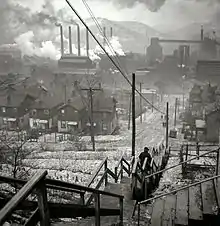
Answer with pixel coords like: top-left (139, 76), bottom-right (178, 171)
top-left (0, 130), bottom-right (31, 179)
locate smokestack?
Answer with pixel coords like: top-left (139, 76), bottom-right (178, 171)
top-left (110, 27), bottom-right (113, 38)
top-left (86, 28), bottom-right (89, 57)
top-left (77, 24), bottom-right (81, 56)
top-left (69, 26), bottom-right (72, 54)
top-left (201, 25), bottom-right (204, 41)
top-left (103, 27), bottom-right (106, 49)
top-left (60, 25), bottom-right (64, 56)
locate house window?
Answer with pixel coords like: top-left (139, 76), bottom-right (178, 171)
top-left (2, 107), bottom-right (6, 113)
top-left (3, 118), bottom-right (7, 125)
top-left (61, 121), bottom-right (66, 128)
top-left (61, 109), bottom-right (65, 114)
top-left (44, 109), bottom-right (49, 115)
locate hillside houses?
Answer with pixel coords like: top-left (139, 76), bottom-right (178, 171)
top-left (0, 80), bottom-right (118, 136)
top-left (186, 83), bottom-right (220, 142)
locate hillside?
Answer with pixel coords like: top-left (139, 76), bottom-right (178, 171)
top-left (75, 18), bottom-right (166, 54)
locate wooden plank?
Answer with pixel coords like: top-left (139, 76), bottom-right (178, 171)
top-left (201, 180), bottom-right (218, 216)
top-left (151, 199), bottom-right (164, 226)
top-left (175, 189), bottom-right (188, 226)
top-left (162, 195), bottom-right (176, 226)
top-left (188, 185), bottom-right (203, 222)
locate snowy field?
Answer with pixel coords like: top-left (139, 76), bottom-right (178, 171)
top-left (0, 106), bottom-right (167, 190)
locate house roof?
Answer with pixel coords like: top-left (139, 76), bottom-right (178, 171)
top-left (58, 96), bottom-right (86, 111)
top-left (31, 94), bottom-right (63, 109)
top-left (0, 91), bottom-right (27, 107)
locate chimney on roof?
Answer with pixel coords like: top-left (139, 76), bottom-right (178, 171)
top-left (69, 26), bottom-right (73, 54)
top-left (77, 24), bottom-right (81, 56)
top-left (60, 25), bottom-right (64, 56)
top-left (86, 27), bottom-right (89, 57)
top-left (201, 25), bottom-right (204, 41)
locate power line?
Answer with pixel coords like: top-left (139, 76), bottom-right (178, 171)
top-left (65, 0), bottom-right (165, 114)
top-left (81, 0), bottom-right (127, 75)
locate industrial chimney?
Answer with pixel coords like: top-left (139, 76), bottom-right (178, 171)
top-left (60, 25), bottom-right (64, 56)
top-left (77, 24), bottom-right (81, 56)
top-left (86, 28), bottom-right (89, 57)
top-left (110, 27), bottom-right (113, 38)
top-left (201, 25), bottom-right (204, 41)
top-left (69, 26), bottom-right (73, 54)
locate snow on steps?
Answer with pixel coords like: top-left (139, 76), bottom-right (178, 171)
top-left (136, 179), bottom-right (220, 226)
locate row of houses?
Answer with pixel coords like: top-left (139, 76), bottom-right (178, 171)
top-left (0, 82), bottom-right (118, 135)
top-left (185, 83), bottom-right (220, 142)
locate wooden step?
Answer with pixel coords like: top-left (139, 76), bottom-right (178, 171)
top-left (150, 198), bottom-right (165, 226)
top-left (162, 195), bottom-right (176, 226)
top-left (201, 180), bottom-right (218, 217)
top-left (188, 185), bottom-right (203, 225)
top-left (175, 189), bottom-right (188, 226)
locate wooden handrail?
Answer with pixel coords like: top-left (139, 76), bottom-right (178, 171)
top-left (139, 174), bottom-right (220, 205)
top-left (87, 158), bottom-right (108, 187)
top-left (145, 147), bottom-right (220, 181)
top-left (0, 170), bottom-right (47, 225)
top-left (0, 176), bottom-right (85, 195)
top-left (115, 155), bottom-right (124, 169)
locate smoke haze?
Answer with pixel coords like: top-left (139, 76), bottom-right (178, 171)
top-left (0, 0), bottom-right (219, 59)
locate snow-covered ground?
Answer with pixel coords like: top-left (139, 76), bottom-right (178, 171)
top-left (1, 96), bottom-right (176, 191)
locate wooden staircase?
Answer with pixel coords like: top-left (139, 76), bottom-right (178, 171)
top-left (134, 145), bottom-right (220, 226)
top-left (141, 179), bottom-right (220, 226)
top-left (0, 144), bottom-right (169, 226)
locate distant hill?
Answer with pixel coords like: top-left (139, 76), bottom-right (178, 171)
top-left (75, 18), bottom-right (166, 54)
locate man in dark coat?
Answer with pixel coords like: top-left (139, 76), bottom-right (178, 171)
top-left (139, 147), bottom-right (152, 169)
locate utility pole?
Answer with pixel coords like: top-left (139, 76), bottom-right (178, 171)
top-left (128, 93), bottom-right (132, 130)
top-left (166, 102), bottom-right (169, 148)
top-left (139, 83), bottom-right (142, 123)
top-left (81, 87), bottom-right (102, 152)
top-left (132, 73), bottom-right (136, 157)
top-left (89, 88), bottom-right (95, 152)
top-left (64, 84), bottom-right (67, 104)
top-left (174, 98), bottom-right (177, 127)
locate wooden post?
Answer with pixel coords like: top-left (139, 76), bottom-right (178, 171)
top-left (120, 160), bottom-right (123, 180)
top-left (139, 83), bottom-right (142, 123)
top-left (80, 193), bottom-right (85, 205)
top-left (37, 181), bottom-right (50, 226)
top-left (132, 73), bottom-right (136, 157)
top-left (165, 102), bottom-right (169, 149)
top-left (94, 193), bottom-right (100, 226)
top-left (119, 197), bottom-right (123, 225)
top-left (89, 88), bottom-right (95, 152)
top-left (114, 167), bottom-right (118, 183)
top-left (104, 160), bottom-right (108, 186)
top-left (128, 93), bottom-right (132, 130)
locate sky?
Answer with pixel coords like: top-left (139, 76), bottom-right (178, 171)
top-left (1, 0), bottom-right (219, 59)
top-left (10, 0), bottom-right (220, 30)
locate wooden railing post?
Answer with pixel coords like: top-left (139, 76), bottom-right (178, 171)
top-left (119, 197), bottom-right (123, 225)
top-left (114, 167), bottom-right (118, 183)
top-left (94, 193), bottom-right (100, 226)
top-left (36, 180), bottom-right (50, 226)
top-left (104, 160), bottom-right (108, 186)
top-left (80, 192), bottom-right (85, 205)
top-left (120, 160), bottom-right (123, 180)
